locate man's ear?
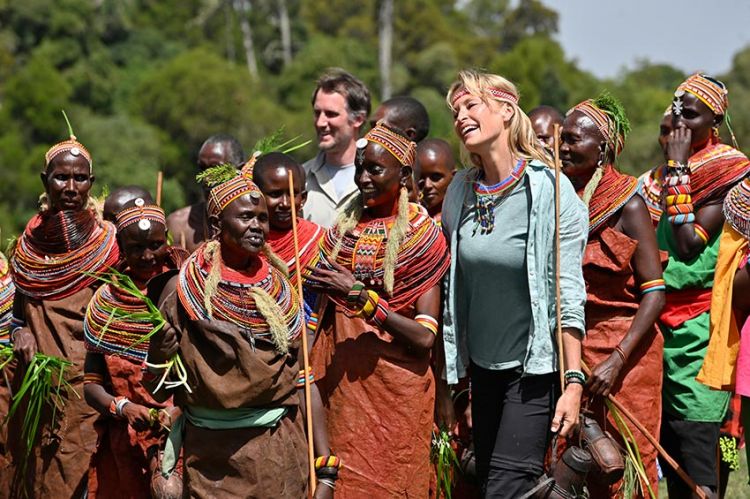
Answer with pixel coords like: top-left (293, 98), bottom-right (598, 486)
top-left (714, 113), bottom-right (725, 129)
top-left (89, 174), bottom-right (96, 185)
top-left (300, 190), bottom-right (308, 209)
top-left (40, 171), bottom-right (49, 190)
top-left (209, 214), bottom-right (221, 236)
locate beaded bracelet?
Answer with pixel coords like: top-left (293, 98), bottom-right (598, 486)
top-left (347, 281), bottom-right (365, 308)
top-left (296, 367), bottom-right (315, 388)
top-left (694, 223), bottom-right (709, 245)
top-left (357, 290), bottom-right (378, 319)
top-left (314, 455), bottom-right (342, 469)
top-left (664, 165), bottom-right (694, 225)
top-left (415, 314), bottom-right (439, 335)
top-left (640, 278), bottom-right (666, 295)
top-left (565, 377), bottom-right (585, 387)
top-left (564, 369), bottom-right (586, 384)
top-left (109, 396), bottom-right (130, 417)
top-left (371, 294), bottom-right (390, 328)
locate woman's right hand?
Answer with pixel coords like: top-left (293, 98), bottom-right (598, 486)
top-left (666, 126), bottom-right (692, 165)
top-left (12, 328), bottom-right (37, 365)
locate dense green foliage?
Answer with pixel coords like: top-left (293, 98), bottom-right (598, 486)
top-left (1, 0), bottom-right (749, 236)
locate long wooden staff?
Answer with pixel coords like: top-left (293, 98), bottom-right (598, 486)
top-left (580, 363), bottom-right (707, 499)
top-left (156, 171), bottom-right (164, 207)
top-left (552, 124), bottom-right (565, 390)
top-left (289, 171), bottom-right (317, 494)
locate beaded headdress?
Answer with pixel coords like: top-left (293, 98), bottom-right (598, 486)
top-left (569, 92), bottom-right (630, 157)
top-left (45, 111), bottom-right (92, 171)
top-left (197, 163), bottom-right (263, 218)
top-left (358, 122), bottom-right (416, 167)
top-left (115, 200), bottom-right (166, 232)
top-left (674, 73), bottom-right (728, 116)
top-left (724, 177), bottom-right (750, 239)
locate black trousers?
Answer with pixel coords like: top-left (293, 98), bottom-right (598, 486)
top-left (470, 363), bottom-right (558, 498)
top-left (660, 411), bottom-right (721, 497)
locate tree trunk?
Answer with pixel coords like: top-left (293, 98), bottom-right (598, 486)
top-left (233, 0), bottom-right (259, 79)
top-left (225, 0), bottom-right (235, 62)
top-left (378, 0), bottom-right (393, 100)
top-left (278, 0), bottom-right (292, 67)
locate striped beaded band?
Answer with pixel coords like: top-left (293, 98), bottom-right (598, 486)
top-left (207, 174), bottom-right (263, 218)
top-left (723, 177), bottom-right (750, 239)
top-left (361, 123), bottom-right (416, 167)
top-left (115, 203), bottom-right (166, 232)
top-left (640, 279), bottom-right (666, 295)
top-left (451, 87), bottom-right (519, 107)
top-left (307, 312), bottom-right (319, 332)
top-left (564, 369), bottom-right (586, 385)
top-left (569, 100), bottom-right (625, 155)
top-left (694, 223), bottom-right (710, 245)
top-left (415, 314), bottom-right (438, 335)
top-left (314, 456), bottom-right (342, 470)
top-left (676, 73), bottom-right (728, 116)
top-left (296, 367), bottom-right (315, 388)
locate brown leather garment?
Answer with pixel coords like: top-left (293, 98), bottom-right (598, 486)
top-left (1, 288), bottom-right (98, 499)
top-left (579, 227), bottom-right (664, 497)
top-left (311, 300), bottom-right (435, 497)
top-left (159, 291), bottom-right (307, 497)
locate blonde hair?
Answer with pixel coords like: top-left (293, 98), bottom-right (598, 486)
top-left (446, 69), bottom-right (551, 168)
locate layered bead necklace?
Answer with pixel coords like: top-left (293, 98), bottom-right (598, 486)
top-left (472, 158), bottom-right (527, 234)
top-left (0, 253), bottom-right (14, 344)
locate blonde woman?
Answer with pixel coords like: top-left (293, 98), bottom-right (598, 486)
top-left (440, 70), bottom-right (588, 497)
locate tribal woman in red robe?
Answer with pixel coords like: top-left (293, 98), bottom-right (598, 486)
top-left (306, 123), bottom-right (450, 497)
top-left (83, 202), bottom-right (186, 498)
top-left (561, 93), bottom-right (665, 497)
top-left (5, 124), bottom-right (120, 498)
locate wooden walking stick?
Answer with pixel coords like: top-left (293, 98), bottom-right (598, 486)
top-left (156, 171), bottom-right (164, 207)
top-left (289, 171), bottom-right (317, 494)
top-left (552, 124), bottom-right (566, 390)
top-left (580, 362), bottom-right (707, 499)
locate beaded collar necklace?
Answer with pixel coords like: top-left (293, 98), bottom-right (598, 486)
top-left (472, 158), bottom-right (527, 234)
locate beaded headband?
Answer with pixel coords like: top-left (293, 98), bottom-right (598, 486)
top-left (207, 173), bottom-right (263, 218)
top-left (359, 122), bottom-right (416, 167)
top-left (569, 100), bottom-right (626, 155)
top-left (45, 111), bottom-right (92, 170)
top-left (115, 200), bottom-right (166, 232)
top-left (723, 177), bottom-right (750, 239)
top-left (451, 87), bottom-right (519, 107)
top-left (674, 73), bottom-right (728, 116)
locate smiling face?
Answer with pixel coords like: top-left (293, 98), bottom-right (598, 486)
top-left (452, 93), bottom-right (514, 153)
top-left (313, 90), bottom-right (363, 154)
top-left (673, 92), bottom-right (719, 149)
top-left (42, 152), bottom-right (94, 212)
top-left (216, 194), bottom-right (269, 266)
top-left (255, 165), bottom-right (306, 232)
top-left (118, 222), bottom-right (169, 283)
top-left (560, 110), bottom-right (605, 182)
top-left (355, 143), bottom-right (408, 215)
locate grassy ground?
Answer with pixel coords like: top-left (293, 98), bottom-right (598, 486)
top-left (657, 450), bottom-right (748, 498)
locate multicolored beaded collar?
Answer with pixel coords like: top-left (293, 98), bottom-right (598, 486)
top-left (472, 158), bottom-right (527, 234)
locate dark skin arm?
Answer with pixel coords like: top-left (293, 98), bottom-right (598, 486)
top-left (433, 327), bottom-right (457, 432)
top-left (588, 197), bottom-right (666, 397)
top-left (143, 276), bottom-right (180, 403)
top-left (305, 260), bottom-right (440, 353)
top-left (11, 293), bottom-right (37, 365)
top-left (83, 352), bottom-right (154, 431)
top-left (666, 126), bottom-right (725, 260)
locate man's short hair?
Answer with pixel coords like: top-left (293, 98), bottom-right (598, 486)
top-left (202, 134), bottom-right (245, 166)
top-left (312, 68), bottom-right (371, 120)
top-left (381, 96), bottom-right (430, 142)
